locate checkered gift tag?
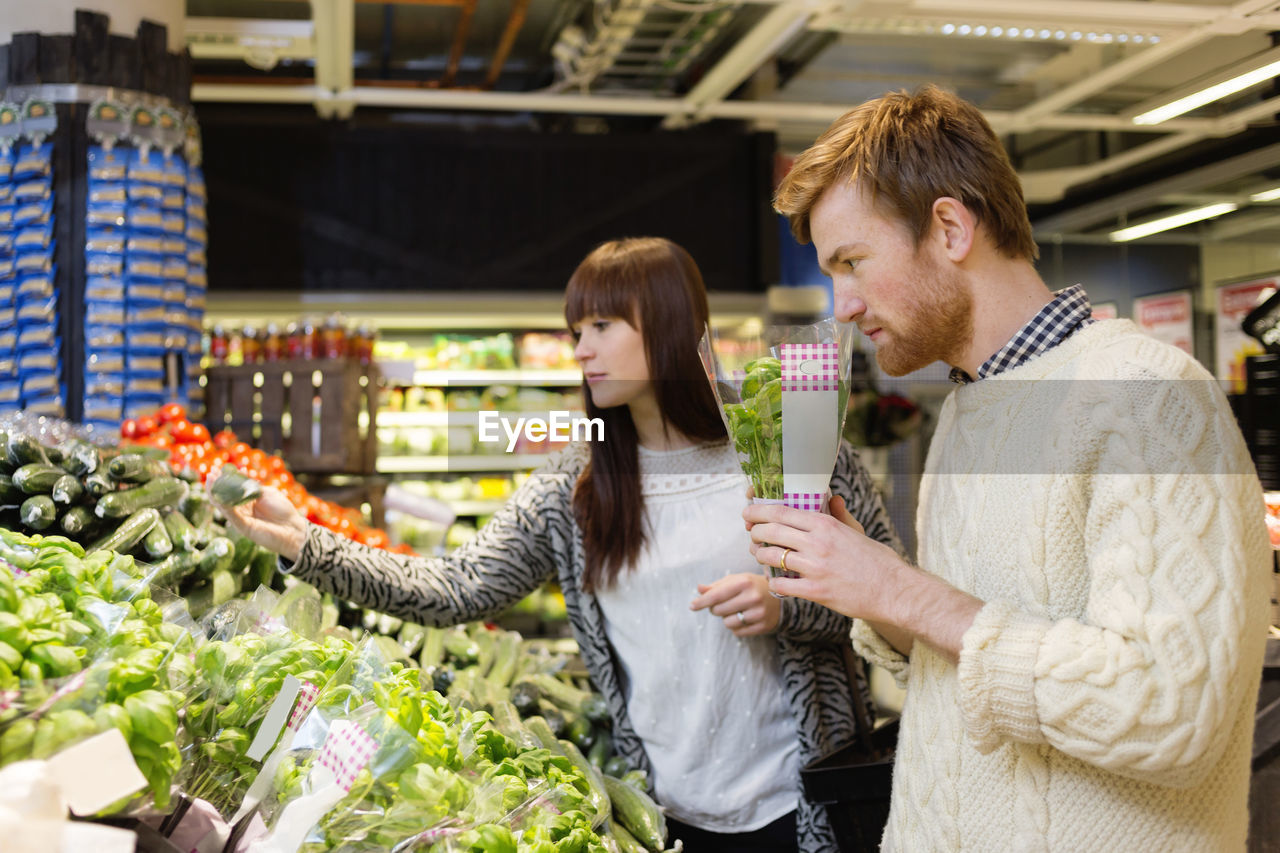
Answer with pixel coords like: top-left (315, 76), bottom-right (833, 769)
top-left (0, 690), bottom-right (18, 712)
top-left (287, 681), bottom-right (319, 732)
top-left (316, 720), bottom-right (377, 792)
top-left (781, 343), bottom-right (839, 392)
top-left (784, 491), bottom-right (828, 513)
top-left (3, 559), bottom-right (29, 577)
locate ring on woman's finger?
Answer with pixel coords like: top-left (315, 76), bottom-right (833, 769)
top-left (780, 547), bottom-right (792, 573)
top-left (736, 611), bottom-right (747, 626)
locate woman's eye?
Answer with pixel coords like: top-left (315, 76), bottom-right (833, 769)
top-left (593, 321), bottom-right (610, 332)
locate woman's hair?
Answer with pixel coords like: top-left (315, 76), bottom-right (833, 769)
top-left (564, 237), bottom-right (726, 592)
top-left (774, 84), bottom-right (1038, 261)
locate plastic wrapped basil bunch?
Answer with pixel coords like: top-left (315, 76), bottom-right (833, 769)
top-left (699, 318), bottom-right (857, 575)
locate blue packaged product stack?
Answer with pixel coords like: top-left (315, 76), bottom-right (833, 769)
top-left (162, 153), bottom-right (191, 404)
top-left (0, 146), bottom-right (17, 415)
top-left (185, 166), bottom-right (208, 408)
top-left (121, 147), bottom-right (171, 420)
top-left (84, 145), bottom-right (129, 430)
top-left (11, 141), bottom-right (61, 417)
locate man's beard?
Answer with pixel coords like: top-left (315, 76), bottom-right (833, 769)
top-left (875, 253), bottom-right (974, 377)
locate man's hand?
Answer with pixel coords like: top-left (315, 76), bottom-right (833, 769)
top-left (689, 573), bottom-right (781, 637)
top-left (743, 495), bottom-right (983, 662)
top-left (211, 484), bottom-right (309, 563)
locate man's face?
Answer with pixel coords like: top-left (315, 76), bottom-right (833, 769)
top-left (811, 181), bottom-right (973, 376)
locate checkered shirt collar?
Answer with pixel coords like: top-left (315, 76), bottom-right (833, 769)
top-left (950, 285), bottom-right (1096, 385)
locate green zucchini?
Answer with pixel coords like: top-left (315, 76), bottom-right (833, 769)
top-left (603, 775), bottom-right (667, 851)
top-left (161, 510), bottom-right (200, 552)
top-left (142, 522), bottom-right (173, 559)
top-left (20, 495), bottom-right (57, 530)
top-left (523, 716), bottom-right (565, 754)
top-left (567, 716), bottom-right (596, 752)
top-left (107, 454), bottom-right (168, 484)
top-left (559, 738), bottom-right (611, 826)
top-left (13, 464), bottom-right (67, 495)
top-left (509, 678), bottom-right (541, 716)
top-left (197, 537), bottom-right (235, 576)
top-left (59, 442), bottom-right (100, 476)
top-left (528, 673), bottom-right (611, 723)
top-left (208, 467), bottom-right (262, 506)
top-left (94, 477), bottom-right (188, 519)
top-left (0, 473), bottom-right (21, 504)
top-left (82, 472), bottom-right (114, 499)
top-left (609, 820), bottom-right (649, 853)
top-left (50, 475), bottom-right (83, 506)
top-left (87, 508), bottom-right (161, 555)
top-left (603, 755), bottom-right (629, 779)
top-left (7, 434), bottom-right (50, 467)
top-left (59, 506), bottom-right (97, 538)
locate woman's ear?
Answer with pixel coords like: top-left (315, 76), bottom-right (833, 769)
top-left (930, 197), bottom-right (976, 262)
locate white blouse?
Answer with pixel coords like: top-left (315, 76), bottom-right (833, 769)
top-left (594, 439), bottom-right (799, 832)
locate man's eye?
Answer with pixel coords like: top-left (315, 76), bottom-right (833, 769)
top-left (845, 259), bottom-right (860, 271)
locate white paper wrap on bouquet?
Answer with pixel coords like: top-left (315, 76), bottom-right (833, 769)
top-left (779, 342), bottom-right (839, 510)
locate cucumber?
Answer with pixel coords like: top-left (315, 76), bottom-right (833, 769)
top-left (227, 531), bottom-right (256, 574)
top-left (59, 506), bottom-right (97, 538)
top-left (13, 464), bottom-right (67, 494)
top-left (142, 521), bottom-right (173, 559)
top-left (397, 623), bottom-right (426, 657)
top-left (94, 477), bottom-right (188, 519)
top-left (447, 686), bottom-right (479, 713)
top-left (609, 820), bottom-right (649, 853)
top-left (620, 769), bottom-right (648, 793)
top-left (148, 550), bottom-right (199, 588)
top-left (59, 442), bottom-right (100, 476)
top-left (248, 548), bottom-right (276, 591)
top-left (587, 729), bottom-right (612, 769)
top-left (603, 775), bottom-right (667, 851)
top-left (50, 475), bottom-right (83, 506)
top-left (442, 630), bottom-right (480, 666)
top-left (603, 755), bottom-right (629, 779)
top-left (559, 738), bottom-right (611, 826)
top-left (161, 509), bottom-right (200, 552)
top-left (567, 716), bottom-right (596, 752)
top-left (20, 495), bottom-right (56, 530)
top-left (82, 472), bottom-right (114, 499)
top-left (179, 490), bottom-right (214, 531)
top-left (487, 631), bottom-right (522, 687)
top-left (523, 716), bottom-right (565, 754)
top-left (185, 569), bottom-right (240, 618)
top-left (509, 678), bottom-right (541, 716)
top-left (537, 700), bottom-right (568, 737)
top-left (43, 446), bottom-right (64, 466)
top-left (0, 473), bottom-right (21, 504)
top-left (208, 467), bottom-right (262, 506)
top-left (197, 537), bottom-right (235, 576)
top-left (490, 700), bottom-right (540, 750)
top-left (7, 434), bottom-right (50, 467)
top-left (419, 627), bottom-right (446, 669)
top-left (107, 454), bottom-right (169, 484)
top-left (528, 673), bottom-right (611, 723)
top-left (87, 508), bottom-right (160, 555)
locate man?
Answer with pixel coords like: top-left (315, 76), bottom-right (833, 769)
top-left (745, 85), bottom-right (1272, 851)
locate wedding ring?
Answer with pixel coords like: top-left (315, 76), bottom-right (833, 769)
top-left (736, 611), bottom-right (747, 626)
top-left (780, 548), bottom-right (792, 573)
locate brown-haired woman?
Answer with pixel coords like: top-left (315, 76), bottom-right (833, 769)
top-left (216, 236), bottom-right (902, 853)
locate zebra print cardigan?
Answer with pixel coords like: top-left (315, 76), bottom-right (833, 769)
top-left (286, 440), bottom-right (901, 852)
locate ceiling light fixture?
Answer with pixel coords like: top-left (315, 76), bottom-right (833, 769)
top-left (1133, 57), bottom-right (1280, 125)
top-left (1250, 186), bottom-right (1280, 203)
top-left (1109, 203), bottom-right (1238, 242)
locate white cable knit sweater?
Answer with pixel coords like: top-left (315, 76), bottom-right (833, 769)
top-left (852, 320), bottom-right (1272, 852)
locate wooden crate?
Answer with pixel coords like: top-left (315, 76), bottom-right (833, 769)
top-left (203, 359), bottom-right (378, 474)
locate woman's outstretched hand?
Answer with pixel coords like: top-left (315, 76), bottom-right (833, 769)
top-left (210, 482), bottom-right (309, 562)
top-left (690, 572), bottom-right (781, 637)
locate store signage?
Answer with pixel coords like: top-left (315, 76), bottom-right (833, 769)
top-left (1133, 290), bottom-right (1194, 356)
top-left (1216, 277), bottom-right (1277, 392)
top-left (478, 410), bottom-right (604, 452)
top-left (1092, 302), bottom-right (1119, 321)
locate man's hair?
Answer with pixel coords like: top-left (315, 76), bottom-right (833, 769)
top-left (774, 85), bottom-right (1038, 261)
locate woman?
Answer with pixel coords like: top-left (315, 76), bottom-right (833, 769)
top-left (216, 237), bottom-right (901, 852)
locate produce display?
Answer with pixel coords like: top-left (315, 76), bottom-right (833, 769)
top-left (719, 356), bottom-right (785, 499)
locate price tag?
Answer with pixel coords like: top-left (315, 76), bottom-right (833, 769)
top-left (46, 728), bottom-right (147, 815)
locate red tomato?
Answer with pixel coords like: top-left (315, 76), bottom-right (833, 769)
top-left (137, 416), bottom-right (159, 437)
top-left (169, 418), bottom-right (194, 442)
top-left (121, 418), bottom-right (140, 439)
top-left (148, 434), bottom-right (173, 449)
top-left (188, 423), bottom-right (211, 444)
top-left (159, 403), bottom-right (186, 424)
top-left (213, 430), bottom-right (237, 450)
top-left (362, 529), bottom-right (390, 549)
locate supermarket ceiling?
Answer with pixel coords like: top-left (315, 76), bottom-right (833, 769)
top-left (185, 0), bottom-right (1280, 243)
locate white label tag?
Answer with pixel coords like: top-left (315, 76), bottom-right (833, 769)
top-left (46, 728), bottom-right (147, 815)
top-left (60, 822), bottom-right (137, 853)
top-left (247, 675), bottom-right (302, 762)
top-left (780, 343), bottom-right (839, 506)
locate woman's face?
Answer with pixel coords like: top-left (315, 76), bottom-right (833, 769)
top-left (571, 313), bottom-right (652, 409)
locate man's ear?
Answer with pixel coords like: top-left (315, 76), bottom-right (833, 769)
top-left (930, 197), bottom-right (976, 262)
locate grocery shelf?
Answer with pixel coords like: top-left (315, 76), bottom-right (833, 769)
top-left (377, 409), bottom-right (587, 428)
top-left (409, 369), bottom-right (582, 386)
top-left (449, 500), bottom-right (509, 516)
top-left (376, 454), bottom-right (551, 473)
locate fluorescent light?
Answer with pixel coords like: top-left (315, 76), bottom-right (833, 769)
top-left (1109, 203), bottom-right (1238, 242)
top-left (1252, 186), bottom-right (1280, 203)
top-left (1134, 58), bottom-right (1280, 125)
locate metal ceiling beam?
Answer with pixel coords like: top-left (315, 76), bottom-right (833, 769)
top-left (441, 0), bottom-right (479, 87)
top-left (311, 0), bottom-right (355, 117)
top-left (908, 1), bottom-right (1240, 28)
top-left (1206, 209), bottom-right (1280, 240)
top-left (1031, 140), bottom-right (1280, 235)
top-left (485, 0), bottom-right (532, 89)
